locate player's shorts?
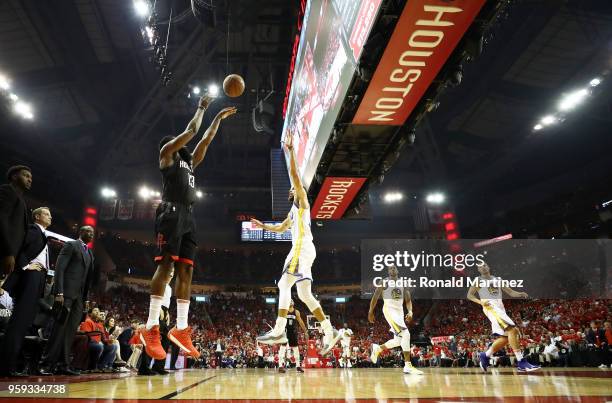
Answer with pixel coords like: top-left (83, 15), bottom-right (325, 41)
top-left (383, 304), bottom-right (407, 336)
top-left (154, 201), bottom-right (197, 266)
top-left (282, 242), bottom-right (316, 282)
top-left (483, 304), bottom-right (516, 336)
top-left (287, 330), bottom-right (299, 347)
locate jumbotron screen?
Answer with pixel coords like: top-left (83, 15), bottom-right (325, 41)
top-left (241, 221), bottom-right (292, 242)
top-left (281, 0), bottom-right (382, 190)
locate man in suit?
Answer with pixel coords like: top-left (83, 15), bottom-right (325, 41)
top-left (39, 226), bottom-right (95, 376)
top-left (0, 207), bottom-right (52, 376)
top-left (0, 165), bottom-right (31, 275)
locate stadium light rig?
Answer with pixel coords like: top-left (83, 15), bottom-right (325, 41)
top-left (532, 76), bottom-right (604, 131)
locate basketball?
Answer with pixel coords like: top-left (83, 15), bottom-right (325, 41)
top-left (223, 74), bottom-right (245, 97)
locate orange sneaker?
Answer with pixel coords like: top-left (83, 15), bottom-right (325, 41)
top-left (168, 326), bottom-right (200, 358)
top-left (140, 325), bottom-right (167, 360)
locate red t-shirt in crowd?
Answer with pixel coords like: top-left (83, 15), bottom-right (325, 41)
top-left (80, 316), bottom-right (101, 343)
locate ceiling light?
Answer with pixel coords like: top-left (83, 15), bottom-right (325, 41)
top-left (207, 84), bottom-right (219, 97)
top-left (533, 124), bottom-right (543, 131)
top-left (589, 78), bottom-right (601, 87)
top-left (193, 86), bottom-right (201, 95)
top-left (139, 186), bottom-right (151, 199)
top-left (0, 75), bottom-right (9, 90)
top-left (133, 0), bottom-right (150, 17)
top-left (558, 89), bottom-right (588, 111)
top-left (14, 101), bottom-right (32, 117)
top-left (101, 188), bottom-right (117, 198)
top-left (383, 192), bottom-right (403, 203)
top-left (540, 115), bottom-right (556, 126)
top-left (8, 93), bottom-right (18, 101)
top-left (196, 190), bottom-right (203, 198)
top-left (426, 192), bottom-right (445, 204)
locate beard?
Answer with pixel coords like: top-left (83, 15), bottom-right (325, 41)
top-left (288, 193), bottom-right (294, 203)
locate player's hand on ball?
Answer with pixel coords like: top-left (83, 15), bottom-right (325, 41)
top-left (199, 95), bottom-right (214, 109)
top-left (368, 311), bottom-right (375, 324)
top-left (216, 106), bottom-right (237, 120)
top-left (251, 218), bottom-right (264, 228)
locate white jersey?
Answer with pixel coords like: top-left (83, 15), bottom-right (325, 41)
top-left (382, 278), bottom-right (405, 313)
top-left (289, 203), bottom-right (314, 249)
top-left (340, 328), bottom-right (353, 347)
top-left (283, 203), bottom-right (316, 280)
top-left (476, 276), bottom-right (506, 311)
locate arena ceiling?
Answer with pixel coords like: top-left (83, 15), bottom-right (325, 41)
top-left (1, 0), bottom-right (611, 224)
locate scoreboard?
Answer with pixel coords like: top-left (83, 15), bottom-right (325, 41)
top-left (241, 221), bottom-right (292, 242)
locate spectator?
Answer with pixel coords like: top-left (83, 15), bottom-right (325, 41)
top-left (80, 308), bottom-right (117, 372)
top-left (105, 316), bottom-right (126, 368)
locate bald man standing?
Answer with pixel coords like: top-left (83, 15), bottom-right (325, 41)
top-left (39, 226), bottom-right (95, 376)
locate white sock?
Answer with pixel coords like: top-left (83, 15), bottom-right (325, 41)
top-left (273, 317), bottom-right (287, 335)
top-left (146, 296), bottom-right (163, 329)
top-left (293, 347), bottom-right (300, 367)
top-left (515, 351), bottom-right (523, 361)
top-left (176, 299), bottom-right (190, 330)
top-left (485, 347), bottom-right (494, 357)
top-left (320, 319), bottom-right (333, 334)
top-left (279, 345), bottom-right (286, 367)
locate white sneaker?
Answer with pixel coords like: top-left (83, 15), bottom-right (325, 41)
top-left (403, 363), bottom-right (424, 375)
top-left (257, 330), bottom-right (288, 345)
top-left (370, 344), bottom-right (381, 364)
top-left (321, 328), bottom-right (340, 355)
top-left (598, 364), bottom-right (607, 369)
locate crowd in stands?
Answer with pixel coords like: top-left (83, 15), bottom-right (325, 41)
top-left (18, 282), bottom-right (610, 371)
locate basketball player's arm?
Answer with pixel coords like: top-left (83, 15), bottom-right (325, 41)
top-left (368, 287), bottom-right (383, 323)
top-left (160, 96), bottom-right (212, 167)
top-left (404, 288), bottom-right (413, 321)
top-left (250, 215), bottom-right (291, 233)
top-left (296, 309), bottom-right (309, 337)
top-left (192, 106), bottom-right (237, 169)
top-left (284, 134), bottom-right (309, 209)
top-left (467, 285), bottom-right (486, 307)
top-left (502, 287), bottom-right (528, 298)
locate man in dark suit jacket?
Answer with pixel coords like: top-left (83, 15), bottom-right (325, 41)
top-left (0, 166), bottom-right (31, 275)
top-left (39, 226), bottom-right (95, 376)
top-left (0, 207), bottom-right (52, 376)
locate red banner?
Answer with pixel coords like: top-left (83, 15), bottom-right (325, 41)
top-left (431, 335), bottom-right (453, 344)
top-left (352, 0), bottom-right (486, 125)
top-left (311, 177), bottom-right (367, 220)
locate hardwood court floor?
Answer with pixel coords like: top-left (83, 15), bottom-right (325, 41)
top-left (1, 367), bottom-right (611, 402)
